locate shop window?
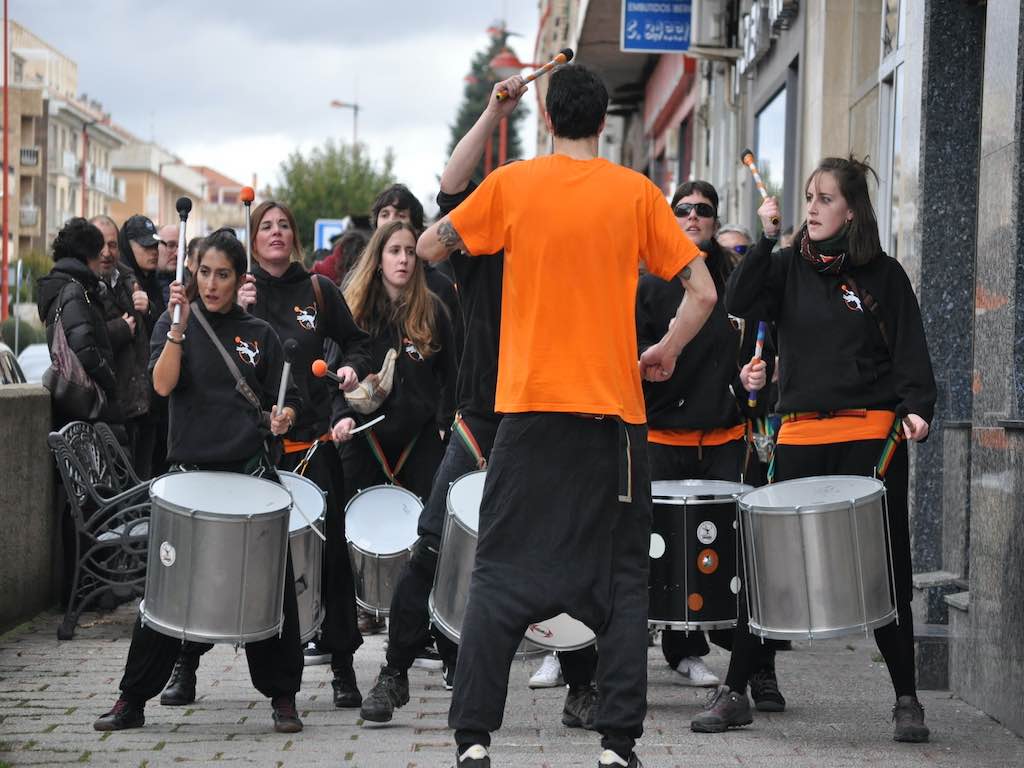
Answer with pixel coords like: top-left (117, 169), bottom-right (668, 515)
top-left (755, 87), bottom-right (787, 201)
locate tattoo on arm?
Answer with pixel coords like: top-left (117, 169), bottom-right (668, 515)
top-left (438, 219), bottom-right (461, 249)
top-left (680, 266), bottom-right (692, 281)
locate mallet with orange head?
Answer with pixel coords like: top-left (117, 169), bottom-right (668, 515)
top-left (495, 48), bottom-right (574, 101)
top-left (741, 149), bottom-right (780, 228)
top-left (240, 186), bottom-right (255, 273)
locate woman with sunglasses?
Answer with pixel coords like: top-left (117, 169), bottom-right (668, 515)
top-left (637, 180), bottom-right (782, 707)
top-left (711, 156), bottom-right (935, 743)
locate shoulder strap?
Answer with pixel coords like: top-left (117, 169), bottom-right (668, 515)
top-left (310, 274), bottom-right (329, 331)
top-left (840, 272), bottom-right (892, 358)
top-left (189, 301), bottom-right (264, 413)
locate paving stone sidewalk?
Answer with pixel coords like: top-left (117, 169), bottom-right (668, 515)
top-left (1, 603), bottom-right (1022, 767)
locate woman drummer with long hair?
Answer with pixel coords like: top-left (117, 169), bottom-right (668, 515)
top-left (701, 156), bottom-right (936, 743)
top-left (334, 219), bottom-right (456, 500)
top-left (93, 228), bottom-right (306, 735)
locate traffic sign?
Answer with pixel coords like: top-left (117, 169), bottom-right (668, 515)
top-left (621, 1), bottom-right (692, 54)
top-left (314, 218), bottom-right (347, 251)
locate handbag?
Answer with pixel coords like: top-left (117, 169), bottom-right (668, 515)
top-left (42, 283), bottom-right (107, 421)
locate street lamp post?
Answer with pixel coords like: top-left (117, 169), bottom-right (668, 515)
top-left (329, 100), bottom-right (360, 146)
top-left (487, 46), bottom-right (538, 176)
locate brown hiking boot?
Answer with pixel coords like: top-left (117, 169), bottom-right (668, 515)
top-left (690, 685), bottom-right (753, 733)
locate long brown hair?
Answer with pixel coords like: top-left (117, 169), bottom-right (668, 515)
top-left (804, 156), bottom-right (882, 266)
top-left (250, 200), bottom-right (305, 264)
top-left (343, 220), bottom-right (440, 356)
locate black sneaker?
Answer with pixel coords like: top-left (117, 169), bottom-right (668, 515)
top-left (359, 665), bottom-right (410, 723)
top-left (93, 698), bottom-right (145, 731)
top-left (562, 683), bottom-right (599, 730)
top-left (598, 749), bottom-right (642, 767)
top-left (892, 695), bottom-right (929, 742)
top-left (690, 685), bottom-right (753, 733)
top-left (455, 744), bottom-right (490, 766)
top-left (304, 643), bottom-right (332, 666)
top-left (412, 645), bottom-right (444, 670)
top-left (332, 668), bottom-right (362, 708)
top-left (271, 695), bottom-right (303, 733)
top-left (443, 662), bottom-right (456, 692)
top-left (749, 669), bottom-right (786, 712)
top-left (159, 655), bottom-right (198, 706)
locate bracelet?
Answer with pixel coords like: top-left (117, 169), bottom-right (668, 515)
top-left (166, 331), bottom-right (185, 344)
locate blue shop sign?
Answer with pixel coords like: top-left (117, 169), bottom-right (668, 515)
top-left (620, 1), bottom-right (692, 54)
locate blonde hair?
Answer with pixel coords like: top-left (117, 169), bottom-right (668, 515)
top-left (250, 200), bottom-right (304, 264)
top-left (343, 220), bottom-right (440, 356)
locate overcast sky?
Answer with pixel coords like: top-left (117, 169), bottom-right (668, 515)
top-left (13, 0), bottom-right (539, 214)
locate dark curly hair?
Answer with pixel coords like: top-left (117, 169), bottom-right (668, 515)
top-left (52, 217), bottom-right (104, 264)
top-left (371, 184), bottom-right (424, 231)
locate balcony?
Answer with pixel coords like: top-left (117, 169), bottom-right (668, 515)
top-left (19, 206), bottom-right (40, 229)
top-left (50, 150), bottom-right (78, 178)
top-left (19, 147), bottom-right (40, 167)
top-left (87, 163), bottom-right (126, 201)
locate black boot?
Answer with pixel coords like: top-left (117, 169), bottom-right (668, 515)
top-left (271, 695), bottom-right (303, 733)
top-left (159, 654), bottom-right (198, 706)
top-left (332, 665), bottom-right (363, 708)
top-left (892, 695), bottom-right (929, 742)
top-left (359, 665), bottom-right (409, 723)
top-left (93, 698), bottom-right (145, 731)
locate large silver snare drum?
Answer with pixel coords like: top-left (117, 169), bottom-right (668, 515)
top-left (739, 475), bottom-right (897, 640)
top-left (346, 484), bottom-right (421, 617)
top-left (142, 472), bottom-right (291, 645)
top-left (280, 471), bottom-right (326, 644)
top-left (430, 470), bottom-right (593, 652)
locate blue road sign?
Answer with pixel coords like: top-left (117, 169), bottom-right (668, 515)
top-left (620, 1), bottom-right (692, 54)
top-left (314, 218), bottom-right (347, 251)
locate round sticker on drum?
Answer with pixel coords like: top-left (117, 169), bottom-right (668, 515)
top-left (159, 541), bottom-right (176, 567)
top-left (649, 533), bottom-right (666, 559)
top-left (697, 521), bottom-right (717, 545)
top-left (730, 576), bottom-right (742, 594)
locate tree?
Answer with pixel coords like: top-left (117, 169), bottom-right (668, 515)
top-left (447, 23), bottom-right (527, 184)
top-left (273, 140), bottom-right (396, 252)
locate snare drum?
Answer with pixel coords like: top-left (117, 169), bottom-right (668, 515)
top-left (346, 485), bottom-right (421, 616)
top-left (739, 475), bottom-right (897, 640)
top-left (430, 470), bottom-right (594, 652)
top-left (142, 471), bottom-right (291, 645)
top-left (280, 471), bottom-right (326, 644)
top-left (648, 480), bottom-right (752, 630)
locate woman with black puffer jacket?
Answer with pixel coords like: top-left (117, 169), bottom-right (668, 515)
top-left (37, 218), bottom-right (121, 426)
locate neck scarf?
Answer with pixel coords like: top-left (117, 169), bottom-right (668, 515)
top-left (799, 224), bottom-right (850, 275)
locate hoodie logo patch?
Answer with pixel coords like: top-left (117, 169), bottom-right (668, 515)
top-left (294, 304), bottom-right (317, 331)
top-left (234, 336), bottom-right (260, 366)
top-left (403, 338), bottom-right (424, 362)
top-left (840, 284), bottom-right (863, 313)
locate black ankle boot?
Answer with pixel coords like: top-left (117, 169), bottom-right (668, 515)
top-left (160, 654), bottom-right (198, 706)
top-left (332, 666), bottom-right (362, 708)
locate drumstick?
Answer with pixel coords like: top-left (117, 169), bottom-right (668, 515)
top-left (278, 339), bottom-right (299, 416)
top-left (241, 186), bottom-right (255, 273)
top-left (311, 358), bottom-right (352, 386)
top-left (741, 149), bottom-right (780, 227)
top-left (349, 414), bottom-right (386, 435)
top-left (172, 197), bottom-right (192, 325)
top-left (495, 48), bottom-right (574, 101)
top-left (747, 321), bottom-right (768, 408)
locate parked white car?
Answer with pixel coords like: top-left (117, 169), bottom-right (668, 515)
top-left (17, 343), bottom-right (50, 384)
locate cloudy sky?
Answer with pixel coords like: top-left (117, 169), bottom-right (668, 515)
top-left (13, 0), bottom-right (539, 213)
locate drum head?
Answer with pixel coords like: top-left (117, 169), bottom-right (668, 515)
top-left (652, 479), bottom-right (752, 501)
top-left (346, 485), bottom-right (422, 554)
top-left (741, 475), bottom-right (885, 513)
top-left (150, 471), bottom-right (292, 517)
top-left (447, 470), bottom-right (487, 533)
top-left (279, 472), bottom-right (326, 532)
top-left (524, 613), bottom-right (595, 651)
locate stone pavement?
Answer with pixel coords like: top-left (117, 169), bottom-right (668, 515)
top-left (1, 603), bottom-right (1022, 767)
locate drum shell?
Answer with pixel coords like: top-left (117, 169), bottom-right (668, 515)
top-left (142, 473), bottom-right (290, 645)
top-left (280, 472), bottom-right (326, 645)
top-left (648, 494), bottom-right (741, 630)
top-left (740, 476), bottom-right (897, 640)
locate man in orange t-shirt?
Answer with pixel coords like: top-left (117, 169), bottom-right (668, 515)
top-left (419, 64), bottom-right (716, 768)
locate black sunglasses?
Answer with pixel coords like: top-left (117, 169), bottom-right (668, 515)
top-left (673, 202), bottom-right (716, 218)
top-left (730, 244), bottom-right (749, 255)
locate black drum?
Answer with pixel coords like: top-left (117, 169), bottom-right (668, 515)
top-left (648, 479), bottom-right (752, 630)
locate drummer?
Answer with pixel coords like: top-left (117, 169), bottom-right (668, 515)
top-left (93, 228), bottom-right (306, 734)
top-left (158, 201), bottom-right (373, 711)
top-left (637, 180), bottom-right (783, 709)
top-left (706, 156), bottom-right (936, 742)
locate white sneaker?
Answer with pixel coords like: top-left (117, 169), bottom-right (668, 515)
top-left (528, 653), bottom-right (564, 689)
top-left (673, 656), bottom-right (720, 687)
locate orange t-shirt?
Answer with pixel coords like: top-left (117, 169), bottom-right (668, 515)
top-left (448, 155), bottom-right (700, 424)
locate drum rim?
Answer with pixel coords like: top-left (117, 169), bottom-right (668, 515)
top-left (652, 479), bottom-right (753, 503)
top-left (739, 474), bottom-right (886, 515)
top-left (648, 619), bottom-right (738, 630)
top-left (446, 468), bottom-right (487, 531)
top-left (140, 599), bottom-right (284, 645)
top-left (344, 483), bottom-right (423, 512)
top-left (748, 608), bottom-right (897, 640)
top-left (149, 471), bottom-right (293, 520)
top-left (279, 471), bottom-right (327, 533)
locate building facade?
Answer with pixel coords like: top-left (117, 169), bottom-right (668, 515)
top-left (109, 139), bottom-right (207, 233)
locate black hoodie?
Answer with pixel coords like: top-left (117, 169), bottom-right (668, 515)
top-left (249, 262), bottom-right (372, 441)
top-left (37, 257), bottom-right (120, 420)
top-left (150, 303), bottom-right (301, 465)
top-left (637, 241), bottom-right (773, 431)
top-left (725, 234), bottom-right (936, 423)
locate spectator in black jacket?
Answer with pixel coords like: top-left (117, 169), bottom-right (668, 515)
top-left (91, 215), bottom-right (154, 475)
top-left (37, 219), bottom-right (121, 426)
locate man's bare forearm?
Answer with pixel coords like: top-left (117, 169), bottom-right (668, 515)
top-left (441, 111), bottom-right (501, 194)
top-left (664, 257), bottom-right (717, 354)
top-left (418, 214), bottom-right (466, 263)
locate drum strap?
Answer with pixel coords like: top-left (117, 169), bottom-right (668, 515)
top-left (363, 429), bottom-right (419, 485)
top-left (875, 414), bottom-right (905, 479)
top-left (453, 412), bottom-right (486, 469)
